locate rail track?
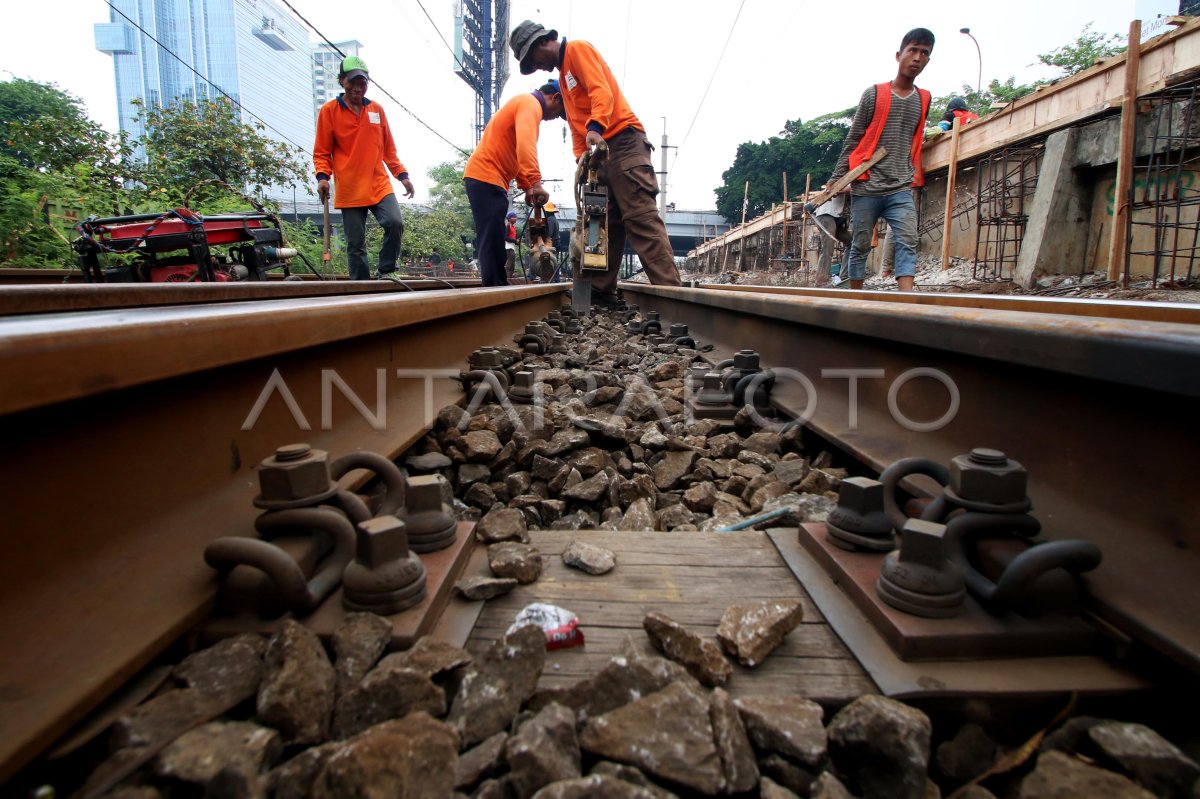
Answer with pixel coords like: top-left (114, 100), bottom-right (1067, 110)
top-left (1, 280), bottom-right (1198, 783)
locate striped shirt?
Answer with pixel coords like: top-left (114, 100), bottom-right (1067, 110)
top-left (833, 85), bottom-right (925, 196)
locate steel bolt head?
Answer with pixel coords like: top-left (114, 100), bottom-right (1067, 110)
top-left (733, 350), bottom-right (760, 370)
top-left (471, 347), bottom-right (504, 369)
top-left (702, 372), bottom-right (724, 391)
top-left (406, 474), bottom-right (447, 513)
top-left (356, 515), bottom-right (409, 566)
top-left (669, 323), bottom-right (689, 337)
top-left (513, 370), bottom-right (535, 389)
top-left (258, 444), bottom-right (332, 502)
top-left (837, 476), bottom-right (885, 516)
top-left (646, 311), bottom-right (660, 322)
top-left (898, 519), bottom-right (949, 565)
top-left (950, 448), bottom-right (1027, 504)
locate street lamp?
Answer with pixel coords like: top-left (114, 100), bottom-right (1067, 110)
top-left (960, 27), bottom-right (982, 96)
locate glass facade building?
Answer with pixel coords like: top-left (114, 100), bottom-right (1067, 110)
top-left (96, 0), bottom-right (317, 205)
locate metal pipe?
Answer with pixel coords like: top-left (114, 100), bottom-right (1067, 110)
top-left (718, 506), bottom-right (791, 531)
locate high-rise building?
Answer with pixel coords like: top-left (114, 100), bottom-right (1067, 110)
top-left (95, 0), bottom-right (316, 205)
top-left (312, 40), bottom-right (363, 120)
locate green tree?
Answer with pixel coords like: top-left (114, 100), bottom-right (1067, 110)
top-left (1038, 23), bottom-right (1127, 78)
top-left (427, 152), bottom-right (472, 211)
top-left (127, 97), bottom-right (307, 212)
top-left (0, 78), bottom-right (114, 173)
top-left (0, 78), bottom-right (130, 266)
top-left (714, 109), bottom-right (853, 222)
top-left (392, 154), bottom-right (475, 264)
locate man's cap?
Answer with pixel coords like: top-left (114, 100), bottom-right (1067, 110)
top-left (539, 78), bottom-right (560, 94)
top-left (342, 55), bottom-right (369, 81)
top-left (507, 211), bottom-right (518, 219)
top-left (511, 20), bottom-right (556, 74)
top-left (544, 201), bottom-right (557, 212)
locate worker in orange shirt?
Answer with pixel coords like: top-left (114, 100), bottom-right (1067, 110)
top-left (463, 79), bottom-right (565, 286)
top-left (511, 20), bottom-right (681, 307)
top-left (313, 56), bottom-right (415, 280)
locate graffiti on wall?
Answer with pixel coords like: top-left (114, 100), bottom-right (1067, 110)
top-left (1106, 171), bottom-right (1199, 214)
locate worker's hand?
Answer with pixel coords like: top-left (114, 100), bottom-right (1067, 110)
top-left (317, 179), bottom-right (330, 204)
top-left (585, 129), bottom-right (604, 150)
top-left (526, 182), bottom-right (550, 206)
top-left (399, 177), bottom-right (415, 199)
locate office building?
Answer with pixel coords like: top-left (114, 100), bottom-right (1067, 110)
top-left (95, 0), bottom-right (317, 205)
top-left (312, 40), bottom-right (363, 120)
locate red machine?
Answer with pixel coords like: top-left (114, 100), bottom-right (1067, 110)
top-left (73, 209), bottom-right (305, 283)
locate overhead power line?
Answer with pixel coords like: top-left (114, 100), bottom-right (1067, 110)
top-left (670, 0), bottom-right (748, 175)
top-left (276, 0), bottom-right (470, 155)
top-left (104, 0), bottom-right (312, 157)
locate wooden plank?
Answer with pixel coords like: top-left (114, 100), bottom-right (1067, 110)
top-left (470, 615), bottom-right (856, 659)
top-left (466, 627), bottom-right (874, 701)
top-left (1109, 20), bottom-right (1143, 281)
top-left (458, 529), bottom-right (873, 705)
top-left (941, 116), bottom-right (962, 270)
top-left (472, 596), bottom-right (827, 629)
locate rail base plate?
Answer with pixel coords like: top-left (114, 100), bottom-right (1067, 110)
top-left (200, 522), bottom-right (476, 649)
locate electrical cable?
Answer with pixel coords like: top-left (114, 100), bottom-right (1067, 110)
top-left (103, 0), bottom-right (311, 157)
top-left (669, 0), bottom-right (747, 176)
top-left (275, 0), bottom-right (470, 155)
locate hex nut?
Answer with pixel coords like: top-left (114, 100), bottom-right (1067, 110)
top-left (356, 515), bottom-right (409, 566)
top-left (733, 349), bottom-right (760, 370)
top-left (949, 448), bottom-right (1028, 505)
top-left (257, 444), bottom-right (332, 503)
top-left (471, 348), bottom-right (504, 369)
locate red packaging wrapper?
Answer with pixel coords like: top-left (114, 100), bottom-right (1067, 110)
top-left (508, 603), bottom-right (585, 651)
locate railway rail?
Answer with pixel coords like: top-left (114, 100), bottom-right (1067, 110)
top-left (1, 281), bottom-right (1198, 783)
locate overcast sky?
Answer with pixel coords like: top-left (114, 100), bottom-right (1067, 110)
top-left (1, 0), bottom-right (1160, 210)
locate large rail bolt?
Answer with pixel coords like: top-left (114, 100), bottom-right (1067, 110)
top-left (948, 448), bottom-right (1029, 508)
top-left (403, 474), bottom-right (458, 553)
top-left (876, 519), bottom-right (966, 618)
top-left (828, 477), bottom-right (895, 552)
top-left (254, 443), bottom-right (336, 509)
top-left (343, 515), bottom-right (428, 614)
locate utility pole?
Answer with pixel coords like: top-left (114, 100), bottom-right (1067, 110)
top-left (657, 117), bottom-right (677, 219)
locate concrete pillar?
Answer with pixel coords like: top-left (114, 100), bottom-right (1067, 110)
top-left (1015, 128), bottom-right (1093, 288)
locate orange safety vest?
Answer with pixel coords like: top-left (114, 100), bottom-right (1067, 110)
top-left (848, 83), bottom-right (932, 188)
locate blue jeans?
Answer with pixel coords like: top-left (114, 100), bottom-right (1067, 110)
top-left (847, 189), bottom-right (917, 280)
top-left (342, 193), bottom-right (404, 280)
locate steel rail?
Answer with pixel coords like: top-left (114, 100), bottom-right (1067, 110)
top-left (0, 279), bottom-right (485, 316)
top-left (693, 282), bottom-right (1200, 325)
top-left (0, 285), bottom-right (563, 781)
top-left (625, 283), bottom-right (1200, 674)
